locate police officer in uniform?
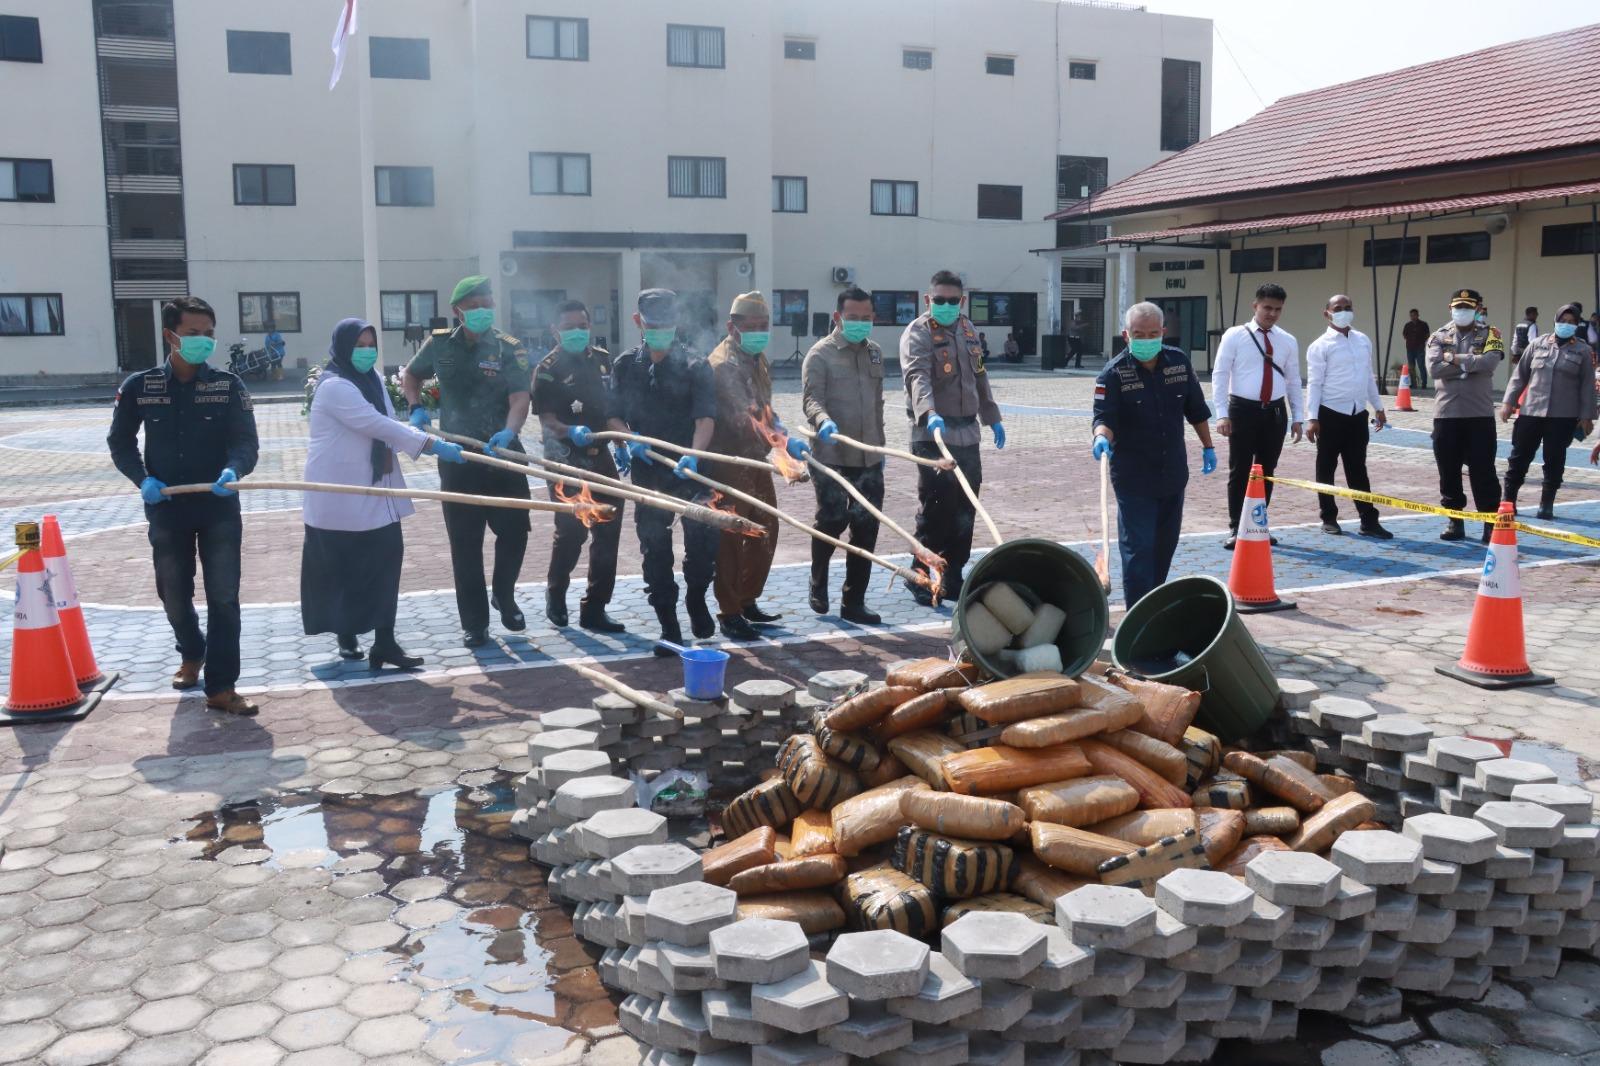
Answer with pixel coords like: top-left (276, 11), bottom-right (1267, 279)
top-left (900, 269), bottom-right (1005, 605)
top-left (1427, 288), bottom-right (1504, 542)
top-left (1500, 301), bottom-right (1596, 519)
top-left (1091, 302), bottom-right (1216, 608)
top-left (403, 275), bottom-right (533, 646)
top-left (532, 299), bottom-right (629, 632)
top-left (108, 296), bottom-right (261, 716)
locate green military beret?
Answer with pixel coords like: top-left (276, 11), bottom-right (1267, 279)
top-left (450, 275), bottom-right (492, 305)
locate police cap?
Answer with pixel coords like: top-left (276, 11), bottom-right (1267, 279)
top-left (1449, 288), bottom-right (1483, 308)
top-left (637, 288), bottom-right (677, 324)
top-left (1557, 302), bottom-right (1584, 322)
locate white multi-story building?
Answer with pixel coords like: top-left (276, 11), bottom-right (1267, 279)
top-left (0, 0), bottom-right (1210, 380)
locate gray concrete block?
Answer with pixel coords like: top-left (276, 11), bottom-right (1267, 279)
top-left (731, 680), bottom-right (796, 711)
top-left (1441, 960), bottom-right (1493, 1001)
top-left (1330, 829), bottom-right (1424, 886)
top-left (1155, 869), bottom-right (1255, 928)
top-left (1214, 941), bottom-right (1282, 988)
top-left (1362, 887), bottom-right (1418, 933)
top-left (656, 993), bottom-right (731, 1054)
top-left (1277, 678), bottom-right (1321, 709)
top-left (1476, 800), bottom-right (1567, 849)
top-left (1426, 736), bottom-right (1503, 775)
top-left (693, 1051), bottom-right (753, 1066)
top-left (1392, 949), bottom-right (1453, 993)
top-left (1301, 969), bottom-right (1360, 1013)
top-left (886, 951), bottom-right (982, 1025)
top-left (1110, 1011), bottom-right (1186, 1063)
top-left (1116, 964), bottom-right (1186, 1010)
top-left (967, 1035), bottom-right (1027, 1066)
top-left (825, 930), bottom-right (930, 1000)
top-left (1306, 923), bottom-right (1373, 968)
top-left (1168, 929), bottom-right (1242, 974)
top-left (1056, 885), bottom-right (1158, 949)
top-left (1174, 978), bottom-right (1236, 1022)
top-left (1469, 892), bottom-right (1530, 929)
top-left (1362, 716), bottom-right (1433, 753)
top-left (1252, 955), bottom-right (1320, 1004)
top-left (709, 918), bottom-right (810, 984)
top-left (1392, 902), bottom-right (1456, 945)
top-left (1342, 735), bottom-right (1379, 763)
top-left (875, 1026), bottom-right (968, 1066)
top-left (703, 987), bottom-right (778, 1044)
top-left (807, 670), bottom-right (867, 700)
top-left (944, 912), bottom-right (1048, 979)
top-left (1484, 929), bottom-right (1530, 967)
top-left (1310, 696), bottom-right (1379, 733)
top-left (1534, 870), bottom-right (1593, 911)
top-left (1022, 927), bottom-right (1095, 991)
top-left (750, 1039), bottom-right (846, 1066)
top-left (1172, 1033), bottom-right (1221, 1064)
top-left (1512, 907), bottom-right (1565, 937)
top-left (1065, 1001), bottom-right (1134, 1050)
top-left (1510, 783), bottom-right (1595, 823)
top-left (1203, 994), bottom-right (1271, 1039)
top-left (1245, 851), bottom-right (1342, 907)
top-left (529, 727), bottom-right (600, 765)
top-left (577, 807), bottom-right (670, 859)
top-left (1402, 753), bottom-right (1455, 787)
top-left (1366, 764), bottom-right (1405, 792)
top-left (816, 1002), bottom-right (912, 1058)
top-left (1469, 844), bottom-right (1536, 881)
top-left (1337, 982), bottom-right (1403, 1025)
top-left (552, 775), bottom-right (636, 820)
top-left (1405, 857), bottom-right (1462, 896)
top-left (646, 881), bottom-right (739, 946)
top-left (1305, 876), bottom-right (1377, 921)
top-left (1503, 855), bottom-right (1565, 895)
top-left (1356, 936), bottom-right (1406, 979)
top-left (1230, 894), bottom-right (1292, 942)
top-left (750, 959), bottom-right (848, 1034)
top-left (1271, 911), bottom-right (1333, 953)
top-left (1475, 758), bottom-right (1558, 798)
top-left (612, 843), bottom-right (704, 895)
top-left (1402, 813), bottom-right (1499, 865)
top-left (538, 706), bottom-right (606, 734)
top-left (950, 980), bottom-right (1034, 1033)
top-left (1075, 950), bottom-right (1145, 997)
top-left (1438, 873), bottom-right (1494, 911)
top-left (1429, 920), bottom-right (1493, 958)
top-left (1124, 909), bottom-right (1199, 961)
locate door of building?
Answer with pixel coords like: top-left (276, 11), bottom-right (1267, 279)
top-left (970, 291), bottom-right (1038, 356)
top-left (1149, 296), bottom-right (1207, 355)
top-left (116, 300), bottom-right (159, 371)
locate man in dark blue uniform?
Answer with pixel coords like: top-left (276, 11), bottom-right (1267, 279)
top-left (107, 296), bottom-right (261, 715)
top-left (1091, 301), bottom-right (1217, 607)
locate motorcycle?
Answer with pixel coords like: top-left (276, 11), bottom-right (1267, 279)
top-left (227, 337), bottom-right (282, 380)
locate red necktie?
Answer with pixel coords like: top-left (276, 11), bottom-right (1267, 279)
top-left (1258, 329), bottom-right (1274, 403)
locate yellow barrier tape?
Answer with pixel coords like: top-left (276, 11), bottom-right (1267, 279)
top-left (1263, 475), bottom-right (1600, 551)
top-left (0, 549), bottom-right (20, 571)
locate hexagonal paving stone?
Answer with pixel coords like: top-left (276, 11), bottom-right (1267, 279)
top-left (610, 843), bottom-right (702, 895)
top-left (943, 912), bottom-right (1048, 979)
top-left (1310, 696), bottom-right (1379, 732)
top-left (1510, 783), bottom-right (1595, 824)
top-left (536, 707), bottom-right (605, 734)
top-left (1056, 885), bottom-right (1159, 949)
top-left (1362, 716), bottom-right (1434, 753)
top-left (826, 930), bottom-right (931, 999)
top-left (1330, 829), bottom-right (1425, 885)
top-left (1403, 813), bottom-right (1500, 865)
top-left (42, 1026), bottom-right (133, 1066)
top-left (576, 807), bottom-right (670, 859)
top-left (345, 1015), bottom-right (429, 1057)
top-left (1475, 759), bottom-right (1557, 798)
top-left (1245, 851), bottom-right (1343, 907)
top-left (1025, 926), bottom-right (1095, 991)
top-left (1426, 737), bottom-right (1503, 775)
top-left (270, 945), bottom-right (343, 980)
top-left (132, 962), bottom-right (211, 1000)
top-left (343, 981), bottom-right (422, 1020)
top-left (733, 680), bottom-right (796, 710)
top-left (817, 1000), bottom-right (913, 1057)
top-left (269, 1007), bottom-right (358, 1053)
top-left (198, 1037), bottom-right (285, 1066)
top-left (1155, 869), bottom-right (1255, 928)
top-left (527, 728), bottom-right (598, 767)
top-left (807, 670), bottom-right (867, 700)
top-left (551, 776), bottom-right (636, 821)
top-left (1475, 801), bottom-right (1567, 849)
top-left (126, 994), bottom-right (209, 1037)
top-left (709, 917), bottom-right (811, 984)
top-left (750, 958), bottom-right (850, 1033)
top-left (201, 1003), bottom-right (283, 1043)
top-left (540, 749), bottom-right (614, 792)
top-left (270, 976), bottom-right (351, 1013)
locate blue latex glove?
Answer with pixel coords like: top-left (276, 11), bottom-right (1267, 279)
top-left (140, 476), bottom-right (167, 505)
top-left (612, 444), bottom-right (631, 476)
top-left (675, 454), bottom-right (699, 480)
top-left (926, 413), bottom-right (947, 435)
top-left (485, 429), bottom-right (517, 456)
top-left (408, 407), bottom-right (431, 429)
top-left (627, 440), bottom-right (653, 466)
top-left (568, 425), bottom-right (594, 447)
top-left (1201, 447), bottom-right (1218, 475)
top-left (785, 436), bottom-right (811, 461)
top-left (1091, 436), bottom-right (1113, 461)
top-left (212, 468), bottom-right (238, 496)
top-left (432, 440), bottom-right (466, 464)
top-left (992, 423), bottom-right (1006, 449)
top-left (817, 419), bottom-right (838, 443)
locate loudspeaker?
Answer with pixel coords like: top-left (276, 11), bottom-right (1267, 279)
top-left (1040, 334), bottom-right (1065, 371)
top-left (811, 312), bottom-right (831, 338)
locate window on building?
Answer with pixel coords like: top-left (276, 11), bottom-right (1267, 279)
top-left (0, 158), bottom-right (53, 202)
top-left (1229, 247), bottom-right (1274, 273)
top-left (977, 184), bottom-right (1023, 220)
top-left (1362, 236), bottom-right (1420, 267)
top-left (1069, 61), bottom-right (1096, 80)
top-left (1159, 58), bottom-right (1201, 152)
top-left (1057, 155), bottom-right (1108, 202)
top-left (1542, 222), bottom-right (1599, 257)
top-left (380, 291), bottom-right (437, 331)
top-left (667, 156), bottom-right (726, 198)
top-left (772, 290), bottom-right (809, 331)
top-left (239, 292), bottom-right (301, 333)
top-left (986, 55), bottom-right (1015, 76)
top-left (369, 36), bottom-right (429, 80)
top-left (667, 24), bottom-right (724, 68)
top-left (0, 15), bottom-right (41, 62)
top-left (1426, 232), bottom-right (1491, 264)
top-left (527, 15), bottom-right (587, 60)
top-left (0, 294), bottom-right (62, 335)
top-left (1056, 223), bottom-right (1107, 248)
top-left (1277, 243), bottom-right (1327, 271)
top-left (530, 152), bottom-right (590, 196)
top-left (232, 164), bottom-right (295, 206)
top-left (969, 293), bottom-right (1020, 326)
top-left (772, 176), bottom-right (807, 213)
top-left (226, 29), bottom-right (291, 75)
top-left (873, 290), bottom-right (919, 326)
top-left (871, 180), bottom-right (918, 216)
top-left (903, 49), bottom-right (932, 70)
top-left (375, 166), bottom-right (434, 206)
top-left (784, 39), bottom-right (815, 60)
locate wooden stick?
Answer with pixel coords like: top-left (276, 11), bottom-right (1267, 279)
top-left (569, 662), bottom-right (683, 722)
top-left (932, 427), bottom-right (1003, 547)
top-left (802, 454), bottom-right (945, 573)
top-left (796, 425), bottom-right (954, 470)
top-left (643, 448), bottom-right (933, 590)
top-left (1096, 451), bottom-right (1112, 594)
top-left (161, 480), bottom-right (614, 521)
top-left (590, 430), bottom-right (781, 475)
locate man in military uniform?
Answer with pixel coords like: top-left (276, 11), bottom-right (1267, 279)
top-left (613, 288), bottom-right (720, 651)
top-left (802, 285), bottom-right (886, 624)
top-left (107, 296), bottom-right (261, 716)
top-left (901, 269), bottom-right (1005, 605)
top-left (403, 275), bottom-right (533, 646)
top-left (1092, 302), bottom-right (1216, 607)
top-left (1427, 288), bottom-right (1505, 542)
top-left (1500, 302), bottom-right (1596, 519)
top-left (532, 299), bottom-right (629, 632)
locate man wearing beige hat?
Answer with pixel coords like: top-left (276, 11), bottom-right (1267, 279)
top-left (707, 291), bottom-right (811, 640)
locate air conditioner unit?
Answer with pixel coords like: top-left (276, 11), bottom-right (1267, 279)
top-left (831, 266), bottom-right (856, 285)
top-left (1482, 213), bottom-right (1510, 235)
top-left (735, 259), bottom-right (753, 278)
top-left (500, 257), bottom-right (519, 277)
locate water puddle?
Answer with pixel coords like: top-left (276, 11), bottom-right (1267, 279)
top-left (184, 775), bottom-right (614, 1061)
top-left (1467, 737), bottom-right (1596, 784)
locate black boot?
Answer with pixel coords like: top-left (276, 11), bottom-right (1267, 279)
top-left (685, 587), bottom-right (715, 640)
top-left (840, 601), bottom-right (881, 625)
top-left (579, 602), bottom-right (626, 634)
top-left (1481, 523), bottom-right (1494, 544)
top-left (743, 603), bottom-right (782, 624)
top-left (1537, 484), bottom-right (1558, 521)
top-left (544, 589), bottom-right (568, 628)
top-left (1440, 519), bottom-right (1465, 541)
top-left (653, 606), bottom-right (683, 658)
top-left (336, 634), bottom-right (363, 660)
top-left (810, 542), bottom-right (831, 615)
top-left (369, 626), bottom-right (423, 670)
top-left (720, 613), bottom-right (760, 640)
top-left (491, 593), bottom-right (525, 631)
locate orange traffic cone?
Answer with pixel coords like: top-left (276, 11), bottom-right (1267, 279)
top-left (40, 515), bottom-right (102, 687)
top-left (3, 522), bottom-right (84, 719)
top-left (1436, 502), bottom-right (1554, 689)
top-left (1395, 365), bottom-right (1415, 412)
top-left (1228, 464), bottom-right (1295, 613)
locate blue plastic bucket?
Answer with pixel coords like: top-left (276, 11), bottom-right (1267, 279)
top-left (680, 648), bottom-right (730, 700)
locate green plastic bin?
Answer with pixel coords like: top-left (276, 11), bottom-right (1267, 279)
top-left (953, 539), bottom-right (1109, 680)
top-left (1111, 575), bottom-right (1282, 741)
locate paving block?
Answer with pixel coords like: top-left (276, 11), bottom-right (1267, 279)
top-left (1306, 923), bottom-right (1372, 968)
top-left (1056, 885), bottom-right (1158, 949)
top-left (751, 1039), bottom-right (845, 1066)
top-left (529, 727), bottom-right (599, 765)
top-left (731, 680), bottom-right (796, 711)
top-left (1426, 736), bottom-right (1503, 775)
top-left (1271, 911), bottom-right (1333, 953)
top-left (1204, 994), bottom-right (1271, 1039)
top-left (655, 993), bottom-right (730, 1054)
top-left (825, 930), bottom-right (929, 1000)
top-left (1510, 783), bottom-right (1595, 823)
top-left (1174, 978), bottom-right (1236, 1022)
top-left (1441, 960), bottom-right (1493, 1001)
top-left (552, 775), bottom-right (636, 821)
top-left (1470, 844), bottom-right (1536, 881)
top-left (1338, 983), bottom-right (1403, 1025)
top-left (875, 1026), bottom-right (968, 1066)
top-left (1172, 1033), bottom-right (1221, 1064)
top-left (1362, 887), bottom-right (1418, 933)
top-left (1503, 854), bottom-right (1565, 895)
top-left (1022, 927), bottom-right (1095, 991)
top-left (647, 881), bottom-right (739, 946)
top-left (1066, 1001), bottom-right (1135, 1049)
top-left (1475, 758), bottom-right (1558, 798)
top-left (750, 959), bottom-right (848, 1034)
top-left (708, 918), bottom-right (810, 984)
top-left (1252, 955), bottom-right (1320, 1004)
top-left (1438, 873), bottom-right (1494, 911)
top-left (1305, 877), bottom-right (1376, 921)
top-left (1402, 753), bottom-right (1455, 787)
top-left (1117, 963), bottom-right (1186, 1010)
top-left (886, 952), bottom-right (982, 1024)
top-left (1469, 890), bottom-right (1531, 929)
top-left (817, 1001), bottom-right (912, 1057)
top-left (950, 980), bottom-right (1034, 1032)
top-left (1214, 942), bottom-right (1282, 988)
top-left (703, 987), bottom-right (778, 1044)
top-left (1557, 916), bottom-right (1600, 950)
top-left (1404, 857), bottom-right (1462, 896)
top-left (1402, 813), bottom-right (1499, 865)
top-left (1168, 929), bottom-right (1242, 974)
top-left (1362, 716), bottom-right (1433, 753)
top-left (1534, 870), bottom-right (1594, 911)
top-left (1476, 800), bottom-right (1567, 849)
top-left (1075, 949), bottom-right (1145, 997)
top-left (1429, 920), bottom-right (1493, 958)
top-left (1458, 779), bottom-right (1496, 806)
top-left (1310, 696), bottom-right (1379, 733)
top-left (1356, 935), bottom-right (1405, 979)
top-left (1124, 909), bottom-right (1199, 961)
top-left (1513, 907), bottom-right (1565, 937)
top-left (944, 912), bottom-right (1049, 979)
top-left (1245, 851), bottom-right (1342, 907)
top-left (658, 942), bottom-right (724, 992)
top-left (967, 1035), bottom-right (1026, 1066)
top-left (1110, 1011), bottom-right (1186, 1063)
top-left (1001, 990), bottom-right (1082, 1043)
top-left (1155, 869), bottom-right (1255, 928)
top-left (1366, 763), bottom-right (1405, 792)
top-left (1230, 895), bottom-right (1292, 942)
top-left (1484, 930), bottom-right (1530, 967)
top-left (1277, 678), bottom-right (1320, 709)
top-left (577, 807), bottom-right (670, 859)
top-left (1392, 949), bottom-right (1453, 993)
top-left (1342, 735), bottom-right (1379, 763)
top-left (807, 670), bottom-right (867, 700)
top-left (1300, 968), bottom-right (1360, 1013)
top-left (1329, 830), bottom-right (1424, 886)
top-left (1392, 902), bottom-right (1455, 945)
top-left (537, 706), bottom-right (606, 734)
top-left (612, 844), bottom-right (703, 895)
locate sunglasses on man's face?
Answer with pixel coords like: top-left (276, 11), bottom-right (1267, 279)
top-left (930, 296), bottom-right (962, 306)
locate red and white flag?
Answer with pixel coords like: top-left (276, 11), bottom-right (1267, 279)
top-left (328, 0), bottom-right (359, 90)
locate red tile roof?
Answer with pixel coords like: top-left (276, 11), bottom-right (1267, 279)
top-left (1054, 23), bottom-right (1600, 220)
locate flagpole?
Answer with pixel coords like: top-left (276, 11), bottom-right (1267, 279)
top-left (352, 9), bottom-right (381, 339)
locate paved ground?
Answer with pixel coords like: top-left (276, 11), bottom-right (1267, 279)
top-left (0, 371), bottom-right (1598, 1065)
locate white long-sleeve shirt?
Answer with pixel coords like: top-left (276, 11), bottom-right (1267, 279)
top-left (1305, 327), bottom-right (1383, 417)
top-left (1213, 322), bottom-right (1304, 422)
top-left (303, 373), bottom-right (431, 531)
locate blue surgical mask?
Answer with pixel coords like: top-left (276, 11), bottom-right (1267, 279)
top-left (350, 346), bottom-right (378, 372)
top-left (462, 307), bottom-right (495, 333)
top-left (1128, 338), bottom-right (1163, 361)
top-left (1555, 322), bottom-right (1579, 340)
top-left (840, 320), bottom-right (873, 344)
top-left (559, 328), bottom-right (591, 353)
top-left (1451, 308), bottom-right (1477, 328)
top-left (177, 335), bottom-right (216, 364)
top-left (738, 331), bottom-right (770, 356)
top-left (643, 327), bottom-right (676, 351)
top-left (929, 302), bottom-right (961, 327)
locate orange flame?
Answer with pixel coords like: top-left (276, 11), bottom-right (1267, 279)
top-left (925, 560), bottom-right (946, 601)
top-left (706, 490), bottom-right (764, 538)
top-left (749, 405), bottom-right (808, 481)
top-left (554, 479), bottom-right (611, 527)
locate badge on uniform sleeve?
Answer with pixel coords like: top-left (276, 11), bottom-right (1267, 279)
top-left (570, 399), bottom-right (583, 414)
top-left (1094, 384), bottom-right (1106, 400)
top-left (943, 362), bottom-right (953, 374)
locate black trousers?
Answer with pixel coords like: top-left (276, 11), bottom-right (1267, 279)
top-left (1406, 347), bottom-right (1428, 389)
top-left (912, 440), bottom-right (982, 587)
top-left (632, 470), bottom-right (718, 612)
top-left (547, 450), bottom-right (624, 610)
top-left (1117, 490), bottom-right (1185, 608)
top-left (1226, 398), bottom-right (1287, 532)
top-left (1313, 406), bottom-right (1379, 525)
top-left (147, 496), bottom-right (241, 696)
top-left (1432, 417), bottom-right (1500, 527)
top-left (1504, 415), bottom-right (1578, 505)
top-left (811, 462), bottom-right (885, 605)
top-left (439, 455), bottom-right (531, 631)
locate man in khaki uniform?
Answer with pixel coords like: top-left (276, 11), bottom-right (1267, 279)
top-left (802, 285), bottom-right (886, 624)
top-left (1427, 287), bottom-right (1503, 543)
top-left (1500, 301), bottom-right (1596, 519)
top-left (901, 269), bottom-right (1004, 605)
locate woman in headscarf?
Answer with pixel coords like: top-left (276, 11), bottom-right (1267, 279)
top-left (302, 317), bottom-right (466, 668)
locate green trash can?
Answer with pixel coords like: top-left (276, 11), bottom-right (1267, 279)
top-left (1111, 575), bottom-right (1281, 741)
top-left (954, 539), bottom-right (1109, 680)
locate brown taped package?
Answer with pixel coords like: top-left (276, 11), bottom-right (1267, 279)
top-left (957, 673), bottom-right (1082, 725)
top-left (737, 891), bottom-right (847, 934)
top-left (886, 658), bottom-right (982, 691)
top-left (1099, 729), bottom-right (1188, 786)
top-left (1191, 780), bottom-right (1252, 809)
top-left (1288, 791), bottom-right (1376, 853)
top-left (1222, 751), bottom-right (1335, 814)
top-left (998, 701), bottom-right (1143, 748)
top-left (1198, 808), bottom-right (1245, 865)
top-left (832, 775), bottom-right (930, 857)
top-left (788, 809), bottom-right (836, 857)
top-left (1180, 727), bottom-right (1223, 791)
top-left (894, 826), bottom-right (1017, 899)
top-left (1106, 670), bottom-right (1201, 748)
top-left (1077, 674), bottom-right (1146, 717)
top-left (1030, 821), bottom-right (1134, 876)
top-left (888, 731), bottom-right (966, 790)
top-left (901, 790), bottom-right (1027, 841)
top-left (702, 827), bottom-right (778, 887)
top-left (826, 686), bottom-right (921, 731)
top-left (1318, 774), bottom-right (1360, 797)
top-left (729, 854), bottom-right (849, 895)
top-left (1098, 829), bottom-right (1210, 890)
top-left (1086, 808), bottom-right (1199, 847)
top-left (1219, 835), bottom-right (1291, 877)
top-left (810, 713), bottom-right (881, 773)
top-left (874, 690), bottom-right (956, 742)
top-left (838, 863), bottom-right (939, 935)
top-left (1018, 775), bottom-right (1140, 827)
top-left (778, 734), bottom-right (861, 810)
top-left (861, 752), bottom-right (909, 790)
top-left (1259, 750), bottom-right (1317, 772)
top-left (1011, 854), bottom-right (1092, 907)
top-left (941, 743), bottom-right (1092, 796)
top-left (722, 779), bottom-right (802, 840)
top-left (1080, 739), bottom-right (1192, 809)
top-left (1243, 807), bottom-right (1301, 837)
top-left (942, 893), bottom-right (1054, 927)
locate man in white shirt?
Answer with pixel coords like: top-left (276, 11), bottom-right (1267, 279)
top-left (1213, 283), bottom-right (1303, 550)
top-left (1305, 295), bottom-right (1393, 540)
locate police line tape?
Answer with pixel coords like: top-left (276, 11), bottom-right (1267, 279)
top-left (1262, 475), bottom-right (1600, 551)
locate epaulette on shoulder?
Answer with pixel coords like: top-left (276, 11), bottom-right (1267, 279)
top-left (430, 327), bottom-right (452, 337)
